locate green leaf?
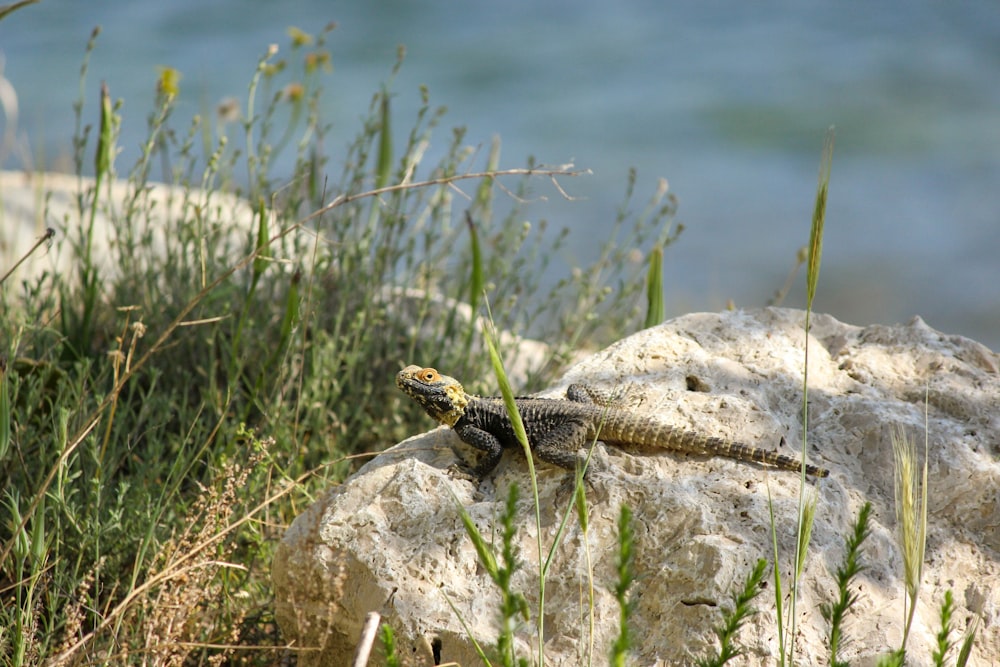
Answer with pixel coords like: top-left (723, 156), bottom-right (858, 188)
top-left (252, 198), bottom-right (271, 287)
top-left (458, 506), bottom-right (498, 579)
top-left (465, 212), bottom-right (485, 317)
top-left (0, 357), bottom-right (9, 463)
top-left (375, 89), bottom-right (393, 190)
top-left (644, 245), bottom-right (664, 328)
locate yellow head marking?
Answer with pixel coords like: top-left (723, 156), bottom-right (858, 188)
top-left (440, 383), bottom-right (469, 426)
top-left (396, 365), bottom-right (470, 427)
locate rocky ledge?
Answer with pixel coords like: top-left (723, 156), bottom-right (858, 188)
top-left (273, 308), bottom-right (998, 666)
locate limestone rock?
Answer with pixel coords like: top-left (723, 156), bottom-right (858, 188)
top-left (273, 308), bottom-right (999, 666)
top-left (376, 285), bottom-right (572, 388)
top-left (0, 169), bottom-right (253, 285)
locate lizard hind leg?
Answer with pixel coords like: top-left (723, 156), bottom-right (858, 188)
top-left (567, 383), bottom-right (638, 409)
top-left (531, 419), bottom-right (596, 475)
top-left (566, 384), bottom-right (598, 404)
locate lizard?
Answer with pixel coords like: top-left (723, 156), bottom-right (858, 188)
top-left (396, 365), bottom-right (830, 479)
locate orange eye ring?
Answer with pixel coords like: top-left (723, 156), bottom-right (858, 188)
top-left (419, 368), bottom-right (440, 382)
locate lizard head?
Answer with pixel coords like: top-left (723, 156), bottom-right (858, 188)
top-left (396, 365), bottom-right (470, 427)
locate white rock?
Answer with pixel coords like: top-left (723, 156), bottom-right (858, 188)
top-left (0, 169), bottom-right (254, 285)
top-left (376, 285), bottom-right (573, 389)
top-left (274, 308), bottom-right (998, 665)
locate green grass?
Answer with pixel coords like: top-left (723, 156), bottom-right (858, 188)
top-left (821, 501), bottom-right (873, 667)
top-left (761, 126), bottom-right (832, 667)
top-left (0, 19), bottom-right (678, 665)
top-left (609, 506), bottom-right (636, 667)
top-left (457, 484), bottom-right (531, 667)
top-left (696, 559), bottom-right (768, 667)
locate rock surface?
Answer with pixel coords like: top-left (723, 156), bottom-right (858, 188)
top-left (273, 308), bottom-right (999, 666)
top-left (0, 169), bottom-right (253, 284)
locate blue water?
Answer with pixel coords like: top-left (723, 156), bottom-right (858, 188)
top-left (3, 1), bottom-right (999, 349)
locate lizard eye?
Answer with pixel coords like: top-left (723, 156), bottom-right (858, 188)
top-left (419, 368), bottom-right (439, 382)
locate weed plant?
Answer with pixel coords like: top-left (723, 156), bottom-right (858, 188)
top-left (696, 559), bottom-right (769, 667)
top-left (609, 506), bottom-right (636, 667)
top-left (0, 20), bottom-right (678, 665)
top-left (821, 501), bottom-right (873, 667)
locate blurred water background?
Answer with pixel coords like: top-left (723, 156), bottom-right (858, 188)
top-left (2, 1), bottom-right (998, 350)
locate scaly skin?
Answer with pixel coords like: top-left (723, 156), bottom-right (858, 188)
top-left (396, 365), bottom-right (830, 479)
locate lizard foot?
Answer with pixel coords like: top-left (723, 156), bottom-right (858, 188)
top-left (555, 469), bottom-right (608, 505)
top-left (446, 462), bottom-right (480, 482)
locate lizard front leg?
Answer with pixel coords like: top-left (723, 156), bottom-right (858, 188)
top-left (452, 422), bottom-right (505, 478)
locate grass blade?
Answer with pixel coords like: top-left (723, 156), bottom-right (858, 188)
top-left (482, 298), bottom-right (544, 666)
top-left (806, 127), bottom-right (834, 309)
top-left (0, 357), bottom-right (9, 463)
top-left (644, 245), bottom-right (664, 329)
top-left (891, 424), bottom-right (928, 652)
top-left (766, 484), bottom-right (787, 665)
top-left (955, 615), bottom-right (979, 667)
top-left (795, 491), bottom-right (817, 579)
top-left (466, 211), bottom-right (485, 317)
top-left (792, 128), bottom-right (835, 660)
top-left (375, 88), bottom-right (393, 190)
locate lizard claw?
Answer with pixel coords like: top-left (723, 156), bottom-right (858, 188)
top-left (555, 471), bottom-right (610, 505)
top-left (446, 462), bottom-right (480, 482)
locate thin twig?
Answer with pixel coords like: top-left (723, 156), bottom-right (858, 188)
top-left (351, 612), bottom-right (382, 667)
top-left (0, 227), bottom-right (55, 286)
top-left (311, 166), bottom-right (586, 220)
